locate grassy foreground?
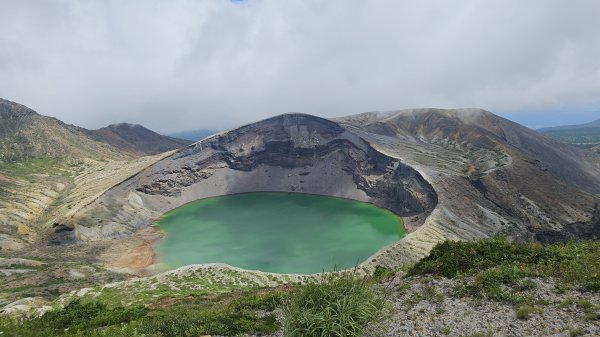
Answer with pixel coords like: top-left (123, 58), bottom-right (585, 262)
top-left (407, 236), bottom-right (600, 296)
top-left (0, 271), bottom-right (386, 337)
top-left (1, 237), bottom-right (598, 336)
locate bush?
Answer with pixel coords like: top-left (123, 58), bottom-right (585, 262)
top-left (407, 237), bottom-right (600, 292)
top-left (515, 305), bottom-right (542, 320)
top-left (0, 291), bottom-right (283, 337)
top-left (0, 300), bottom-right (148, 336)
top-left (284, 272), bottom-right (385, 337)
top-left (138, 305), bottom-right (279, 337)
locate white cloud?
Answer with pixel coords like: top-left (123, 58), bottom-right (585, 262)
top-left (1, 0), bottom-right (599, 132)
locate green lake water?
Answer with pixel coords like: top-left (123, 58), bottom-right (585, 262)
top-left (154, 192), bottom-right (404, 274)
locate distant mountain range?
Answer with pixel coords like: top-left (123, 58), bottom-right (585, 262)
top-left (167, 129), bottom-right (218, 141)
top-left (538, 119), bottom-right (600, 132)
top-left (538, 119), bottom-right (600, 149)
top-left (0, 98), bottom-right (190, 161)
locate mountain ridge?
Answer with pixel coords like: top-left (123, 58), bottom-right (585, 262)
top-left (538, 119), bottom-right (600, 132)
top-left (167, 128), bottom-right (218, 142)
top-left (86, 123), bottom-right (191, 156)
top-left (537, 118), bottom-right (600, 149)
top-left (0, 98), bottom-right (188, 160)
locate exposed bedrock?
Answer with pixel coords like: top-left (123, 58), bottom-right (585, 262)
top-left (336, 109), bottom-right (600, 269)
top-left (64, 114), bottom-right (437, 244)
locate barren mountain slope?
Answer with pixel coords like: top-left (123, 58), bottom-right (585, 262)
top-left (337, 109), bottom-right (600, 260)
top-left (0, 99), bottom-right (128, 162)
top-left (0, 99), bottom-right (182, 252)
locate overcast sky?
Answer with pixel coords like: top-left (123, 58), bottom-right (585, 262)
top-left (1, 0), bottom-right (599, 132)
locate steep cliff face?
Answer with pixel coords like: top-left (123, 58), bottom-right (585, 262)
top-left (66, 114), bottom-right (437, 243)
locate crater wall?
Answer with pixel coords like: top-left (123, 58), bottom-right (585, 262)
top-left (63, 114), bottom-right (438, 243)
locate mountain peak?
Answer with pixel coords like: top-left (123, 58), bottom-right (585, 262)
top-left (90, 122), bottom-right (191, 156)
top-left (106, 122), bottom-right (145, 130)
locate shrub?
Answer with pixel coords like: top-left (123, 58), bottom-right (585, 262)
top-left (407, 237), bottom-right (600, 293)
top-left (0, 300), bottom-right (148, 337)
top-left (284, 271), bottom-right (385, 337)
top-left (515, 305), bottom-right (542, 320)
top-left (0, 291), bottom-right (282, 337)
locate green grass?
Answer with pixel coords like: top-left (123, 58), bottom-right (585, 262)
top-left (407, 236), bottom-right (600, 299)
top-left (0, 300), bottom-right (148, 336)
top-left (4, 238), bottom-right (597, 336)
top-left (284, 271), bottom-right (386, 337)
top-left (515, 305), bottom-right (542, 320)
top-left (0, 156), bottom-right (74, 178)
top-left (0, 290), bottom-right (284, 336)
top-left (542, 127), bottom-right (600, 148)
top-left (568, 327), bottom-right (587, 337)
top-left (463, 332), bottom-right (494, 337)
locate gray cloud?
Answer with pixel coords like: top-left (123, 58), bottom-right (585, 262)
top-left (1, 0), bottom-right (599, 132)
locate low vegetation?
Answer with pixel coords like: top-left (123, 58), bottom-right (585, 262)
top-left (0, 272), bottom-right (385, 337)
top-left (0, 156), bottom-right (78, 178)
top-left (541, 128), bottom-right (600, 149)
top-left (284, 271), bottom-right (386, 337)
top-left (2, 237), bottom-right (598, 336)
top-left (0, 290), bottom-right (285, 336)
top-left (515, 304), bottom-right (543, 320)
top-left (407, 236), bottom-right (600, 303)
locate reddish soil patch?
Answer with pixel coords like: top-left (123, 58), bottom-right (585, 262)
top-left (106, 227), bottom-right (163, 275)
top-left (0, 174), bottom-right (14, 184)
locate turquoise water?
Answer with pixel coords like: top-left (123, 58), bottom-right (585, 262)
top-left (154, 192), bottom-right (404, 274)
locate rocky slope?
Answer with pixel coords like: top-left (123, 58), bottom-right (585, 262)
top-left (0, 98), bottom-right (189, 161)
top-left (366, 276), bottom-right (600, 337)
top-left (0, 99), bottom-right (127, 162)
top-left (0, 98), bottom-right (185, 253)
top-left (57, 109), bottom-right (600, 274)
